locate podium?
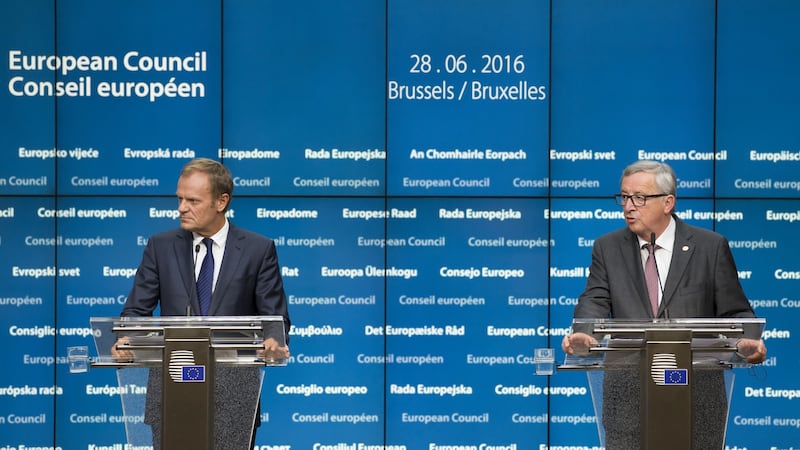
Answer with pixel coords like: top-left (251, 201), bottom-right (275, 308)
top-left (88, 316), bottom-right (288, 450)
top-left (558, 318), bottom-right (764, 450)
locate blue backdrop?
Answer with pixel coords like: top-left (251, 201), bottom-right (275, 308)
top-left (1, 0), bottom-right (798, 449)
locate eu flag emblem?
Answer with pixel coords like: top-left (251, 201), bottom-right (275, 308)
top-left (663, 369), bottom-right (688, 385)
top-left (181, 365), bottom-right (206, 382)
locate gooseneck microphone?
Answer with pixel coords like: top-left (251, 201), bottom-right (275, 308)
top-left (650, 232), bottom-right (665, 312)
top-left (187, 243), bottom-right (201, 316)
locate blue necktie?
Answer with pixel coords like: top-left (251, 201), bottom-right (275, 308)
top-left (196, 238), bottom-right (214, 316)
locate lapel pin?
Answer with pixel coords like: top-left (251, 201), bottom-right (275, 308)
top-left (682, 245), bottom-right (689, 252)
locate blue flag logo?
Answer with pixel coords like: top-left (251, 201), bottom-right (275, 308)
top-left (650, 353), bottom-right (690, 386)
top-left (181, 365), bottom-right (206, 382)
top-left (663, 369), bottom-right (688, 385)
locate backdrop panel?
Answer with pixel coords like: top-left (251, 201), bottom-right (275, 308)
top-left (0, 1), bottom-right (797, 449)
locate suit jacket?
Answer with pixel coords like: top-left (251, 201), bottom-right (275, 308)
top-left (574, 215), bottom-right (755, 321)
top-left (122, 222), bottom-right (290, 335)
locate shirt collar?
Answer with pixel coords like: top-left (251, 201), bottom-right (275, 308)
top-left (638, 216), bottom-right (676, 252)
top-left (193, 219), bottom-right (229, 250)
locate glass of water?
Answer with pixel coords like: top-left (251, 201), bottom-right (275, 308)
top-left (67, 346), bottom-right (90, 373)
top-left (534, 347), bottom-right (555, 376)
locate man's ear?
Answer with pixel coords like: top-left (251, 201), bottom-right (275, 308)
top-left (664, 194), bottom-right (676, 214)
top-left (217, 193), bottom-right (230, 212)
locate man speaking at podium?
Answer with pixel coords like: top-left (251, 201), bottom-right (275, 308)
top-left (112, 157), bottom-right (291, 449)
top-left (561, 160), bottom-right (766, 449)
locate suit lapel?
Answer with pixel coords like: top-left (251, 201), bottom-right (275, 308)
top-left (659, 219), bottom-right (695, 315)
top-left (621, 231), bottom-right (653, 316)
top-left (210, 224), bottom-right (244, 314)
top-left (174, 230), bottom-right (197, 313)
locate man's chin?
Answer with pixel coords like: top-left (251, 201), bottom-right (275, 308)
top-left (626, 223), bottom-right (642, 235)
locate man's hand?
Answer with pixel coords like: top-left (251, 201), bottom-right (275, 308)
top-left (561, 332), bottom-right (599, 356)
top-left (259, 337), bottom-right (290, 362)
top-left (110, 336), bottom-right (133, 360)
top-left (736, 338), bottom-right (767, 364)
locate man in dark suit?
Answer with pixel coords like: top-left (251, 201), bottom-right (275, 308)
top-left (561, 160), bottom-right (766, 449)
top-left (112, 157), bottom-right (290, 449)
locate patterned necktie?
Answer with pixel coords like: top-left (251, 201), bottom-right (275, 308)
top-left (644, 243), bottom-right (659, 316)
top-left (196, 238), bottom-right (214, 316)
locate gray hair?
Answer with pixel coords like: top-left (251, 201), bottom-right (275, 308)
top-left (621, 160), bottom-right (677, 196)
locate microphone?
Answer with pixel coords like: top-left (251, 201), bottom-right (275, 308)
top-left (187, 243), bottom-right (201, 316)
top-left (650, 232), bottom-right (665, 314)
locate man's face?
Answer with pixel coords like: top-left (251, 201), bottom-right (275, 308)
top-left (176, 171), bottom-right (227, 236)
top-left (620, 171), bottom-right (672, 240)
